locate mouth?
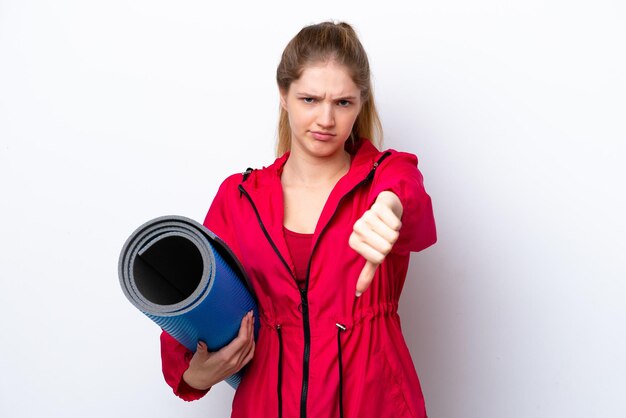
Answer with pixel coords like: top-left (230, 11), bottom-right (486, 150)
top-left (310, 131), bottom-right (336, 141)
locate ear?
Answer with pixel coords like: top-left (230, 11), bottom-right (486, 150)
top-left (279, 87), bottom-right (288, 111)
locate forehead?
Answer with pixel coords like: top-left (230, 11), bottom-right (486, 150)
top-left (290, 61), bottom-right (360, 97)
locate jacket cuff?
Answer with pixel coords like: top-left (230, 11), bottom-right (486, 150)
top-left (160, 331), bottom-right (210, 401)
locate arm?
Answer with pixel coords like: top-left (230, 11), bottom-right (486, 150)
top-left (160, 331), bottom-right (209, 401)
top-left (349, 151), bottom-right (437, 296)
top-left (368, 151), bottom-right (436, 255)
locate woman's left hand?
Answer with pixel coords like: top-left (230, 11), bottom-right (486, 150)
top-left (349, 190), bottom-right (403, 297)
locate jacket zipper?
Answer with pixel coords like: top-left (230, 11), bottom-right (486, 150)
top-left (298, 287), bottom-right (310, 418)
top-left (237, 185), bottom-right (296, 280)
top-left (276, 324), bottom-right (283, 418)
top-left (237, 151), bottom-right (390, 418)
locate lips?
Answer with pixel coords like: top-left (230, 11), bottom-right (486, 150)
top-left (310, 131), bottom-right (336, 141)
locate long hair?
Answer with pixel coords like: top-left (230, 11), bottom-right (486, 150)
top-left (275, 21), bottom-right (383, 156)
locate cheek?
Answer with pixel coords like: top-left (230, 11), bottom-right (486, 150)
top-left (288, 107), bottom-right (313, 130)
top-left (287, 111), bottom-right (304, 131)
top-left (339, 111), bottom-right (360, 131)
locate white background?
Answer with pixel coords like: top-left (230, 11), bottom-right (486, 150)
top-left (1, 1), bottom-right (625, 417)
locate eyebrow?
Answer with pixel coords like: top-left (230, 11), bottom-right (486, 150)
top-left (295, 91), bottom-right (359, 101)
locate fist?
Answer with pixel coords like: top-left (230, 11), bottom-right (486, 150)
top-left (349, 191), bottom-right (403, 296)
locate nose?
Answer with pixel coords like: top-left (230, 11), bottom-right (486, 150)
top-left (316, 103), bottom-right (335, 129)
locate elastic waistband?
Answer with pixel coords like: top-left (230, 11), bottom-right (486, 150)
top-left (259, 301), bottom-right (399, 331)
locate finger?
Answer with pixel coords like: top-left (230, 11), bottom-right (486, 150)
top-left (360, 211), bottom-right (400, 244)
top-left (221, 312), bottom-right (253, 355)
top-left (237, 330), bottom-right (255, 366)
top-left (371, 201), bottom-right (402, 231)
top-left (197, 341), bottom-right (208, 352)
top-left (239, 313), bottom-right (254, 352)
top-left (233, 316), bottom-right (255, 369)
top-left (236, 312), bottom-right (251, 341)
top-left (248, 312), bottom-right (254, 340)
top-left (352, 239), bottom-right (386, 265)
top-left (242, 341), bottom-right (255, 366)
top-left (192, 341), bottom-right (210, 364)
top-left (375, 191), bottom-right (404, 218)
top-left (216, 316), bottom-right (252, 374)
top-left (353, 224), bottom-right (395, 256)
top-left (356, 261), bottom-right (378, 297)
top-left (233, 340), bottom-right (255, 374)
top-left (241, 314), bottom-right (255, 357)
top-left (240, 311), bottom-right (253, 344)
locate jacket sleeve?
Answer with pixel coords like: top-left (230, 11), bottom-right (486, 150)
top-left (160, 331), bottom-right (210, 401)
top-left (159, 174), bottom-right (241, 401)
top-left (368, 151), bottom-right (437, 254)
top-left (203, 173), bottom-right (244, 261)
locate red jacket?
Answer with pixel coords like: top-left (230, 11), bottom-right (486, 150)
top-left (161, 139), bottom-right (437, 418)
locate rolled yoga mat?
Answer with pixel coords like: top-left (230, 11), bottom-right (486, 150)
top-left (118, 215), bottom-right (258, 389)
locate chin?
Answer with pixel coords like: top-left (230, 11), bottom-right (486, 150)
top-left (307, 142), bottom-right (345, 158)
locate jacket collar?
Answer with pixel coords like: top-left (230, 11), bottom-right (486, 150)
top-left (246, 139), bottom-right (384, 190)
top-left (238, 139), bottom-right (387, 279)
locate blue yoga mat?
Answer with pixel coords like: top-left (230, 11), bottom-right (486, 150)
top-left (118, 215), bottom-right (258, 389)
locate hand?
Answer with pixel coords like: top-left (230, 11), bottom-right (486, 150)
top-left (182, 310), bottom-right (255, 390)
top-left (349, 191), bottom-right (403, 297)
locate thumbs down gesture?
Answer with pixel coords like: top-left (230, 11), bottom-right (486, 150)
top-left (349, 190), bottom-right (403, 297)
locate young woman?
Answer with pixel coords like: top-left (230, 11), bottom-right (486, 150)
top-left (160, 21), bottom-right (437, 418)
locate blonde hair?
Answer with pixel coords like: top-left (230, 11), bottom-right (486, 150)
top-left (275, 21), bottom-right (383, 156)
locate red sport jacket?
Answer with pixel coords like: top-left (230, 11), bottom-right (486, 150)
top-left (160, 139), bottom-right (437, 417)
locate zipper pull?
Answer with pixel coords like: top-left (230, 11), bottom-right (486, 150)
top-left (242, 167), bottom-right (253, 181)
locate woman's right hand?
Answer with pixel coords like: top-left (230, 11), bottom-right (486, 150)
top-left (182, 310), bottom-right (255, 390)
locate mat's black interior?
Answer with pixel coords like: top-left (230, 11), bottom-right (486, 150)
top-left (134, 236), bottom-right (203, 305)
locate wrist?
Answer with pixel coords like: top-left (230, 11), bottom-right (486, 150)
top-left (182, 368), bottom-right (212, 391)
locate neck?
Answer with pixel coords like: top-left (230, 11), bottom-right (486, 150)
top-left (282, 148), bottom-right (351, 187)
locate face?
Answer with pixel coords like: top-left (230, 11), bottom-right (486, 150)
top-left (280, 61), bottom-right (362, 160)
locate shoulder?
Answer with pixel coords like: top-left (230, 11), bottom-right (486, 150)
top-left (366, 145), bottom-right (429, 203)
top-left (218, 171), bottom-right (245, 190)
top-left (354, 139), bottom-right (419, 172)
top-left (214, 158), bottom-right (277, 192)
top-left (381, 148), bottom-right (418, 168)
top-left (207, 172), bottom-right (243, 205)
top-left (223, 152), bottom-right (288, 190)
top-left (374, 148), bottom-right (422, 183)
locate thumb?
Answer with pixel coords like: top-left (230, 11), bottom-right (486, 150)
top-left (194, 341), bottom-right (210, 360)
top-left (356, 261), bottom-right (378, 297)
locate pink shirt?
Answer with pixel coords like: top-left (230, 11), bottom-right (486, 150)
top-left (283, 226), bottom-right (313, 289)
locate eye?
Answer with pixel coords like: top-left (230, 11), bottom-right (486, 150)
top-left (337, 100), bottom-right (351, 107)
top-left (302, 97), bottom-right (315, 104)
